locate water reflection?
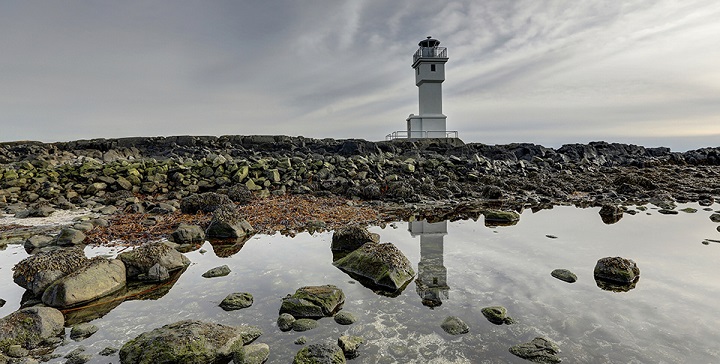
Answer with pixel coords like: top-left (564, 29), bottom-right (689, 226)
top-left (409, 220), bottom-right (450, 308)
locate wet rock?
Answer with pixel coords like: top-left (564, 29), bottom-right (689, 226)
top-left (219, 292), bottom-right (253, 311)
top-left (509, 337), bottom-right (561, 363)
top-left (292, 319), bottom-right (319, 332)
top-left (551, 269), bottom-right (577, 283)
top-left (483, 210), bottom-right (520, 226)
top-left (169, 223), bottom-right (205, 244)
top-left (27, 203), bottom-right (55, 218)
top-left (0, 299), bottom-right (5, 307)
top-left (232, 342), bottom-right (269, 364)
top-left (226, 185), bottom-right (254, 205)
top-left (330, 226), bottom-right (379, 254)
top-left (333, 242), bottom-right (415, 294)
top-left (481, 306), bottom-right (514, 325)
top-left (0, 307), bottom-right (64, 352)
top-left (180, 192), bottom-right (232, 214)
top-left (118, 241), bottom-right (190, 281)
top-left (42, 257), bottom-right (126, 308)
top-left (599, 205), bottom-right (623, 224)
top-left (293, 343), bottom-right (346, 364)
top-left (203, 265), bottom-right (231, 278)
top-left (338, 335), bottom-right (363, 359)
top-left (70, 323), bottom-right (98, 341)
top-left (23, 235), bottom-right (54, 251)
top-left (99, 347), bottom-right (118, 356)
top-left (441, 316), bottom-right (469, 335)
top-left (6, 345), bottom-right (29, 358)
top-left (119, 320), bottom-right (261, 364)
top-left (280, 285), bottom-right (345, 319)
top-left (594, 256), bottom-right (640, 283)
top-left (710, 213), bottom-right (720, 223)
top-left (54, 228), bottom-right (86, 246)
top-left (146, 263), bottom-right (170, 282)
top-left (205, 204), bottom-right (255, 239)
top-left (12, 248), bottom-right (88, 296)
top-left (277, 313), bottom-right (296, 332)
top-left (658, 209), bottom-right (678, 215)
top-left (680, 207), bottom-right (698, 213)
top-left (294, 336), bottom-right (307, 345)
top-left (333, 311), bottom-right (357, 325)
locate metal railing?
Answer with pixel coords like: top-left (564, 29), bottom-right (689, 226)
top-left (386, 130), bottom-right (458, 140)
top-left (413, 46), bottom-right (447, 64)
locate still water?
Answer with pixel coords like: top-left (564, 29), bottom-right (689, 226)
top-left (1, 204), bottom-right (720, 363)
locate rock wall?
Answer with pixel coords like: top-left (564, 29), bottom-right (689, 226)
top-left (1, 136), bottom-right (719, 211)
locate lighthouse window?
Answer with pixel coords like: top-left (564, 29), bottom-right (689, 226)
top-left (431, 64), bottom-right (436, 72)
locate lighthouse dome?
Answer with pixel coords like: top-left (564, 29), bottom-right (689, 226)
top-left (418, 36), bottom-right (440, 47)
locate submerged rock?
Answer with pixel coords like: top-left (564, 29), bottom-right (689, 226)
top-left (292, 319), bottom-right (319, 332)
top-left (277, 313), bottom-right (296, 332)
top-left (0, 307), bottom-right (64, 352)
top-left (42, 257), bottom-right (126, 308)
top-left (203, 265), bottom-right (231, 278)
top-left (232, 342), bottom-right (269, 364)
top-left (118, 241), bottom-right (190, 281)
top-left (551, 269), bottom-right (577, 283)
top-left (219, 292), bottom-right (253, 311)
top-left (481, 306), bottom-right (515, 325)
top-left (338, 335), bottom-right (363, 359)
top-left (293, 343), bottom-right (346, 364)
top-left (333, 311), bottom-right (357, 325)
top-left (509, 337), bottom-right (561, 363)
top-left (333, 242), bottom-right (415, 294)
top-left (119, 320), bottom-right (261, 364)
top-left (280, 285), bottom-right (345, 319)
top-left (12, 248), bottom-right (88, 296)
top-left (70, 323), bottom-right (98, 341)
top-left (441, 316), bottom-right (469, 335)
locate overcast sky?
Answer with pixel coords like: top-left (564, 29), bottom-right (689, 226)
top-left (1, 1), bottom-right (719, 150)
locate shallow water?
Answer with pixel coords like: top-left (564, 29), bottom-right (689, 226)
top-left (1, 203), bottom-right (720, 363)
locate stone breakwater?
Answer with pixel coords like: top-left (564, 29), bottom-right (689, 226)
top-left (1, 135), bottom-right (719, 213)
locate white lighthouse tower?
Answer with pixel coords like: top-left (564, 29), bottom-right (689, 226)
top-left (406, 36), bottom-right (450, 139)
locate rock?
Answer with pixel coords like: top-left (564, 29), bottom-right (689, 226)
top-left (292, 319), bottom-right (319, 332)
top-left (54, 228), bottom-right (86, 246)
top-left (202, 265), bottom-right (231, 278)
top-left (119, 320), bottom-right (261, 364)
top-left (27, 203), bottom-right (55, 217)
top-left (551, 269), bottom-right (577, 283)
top-left (509, 337), bottom-right (561, 363)
top-left (333, 242), bottom-right (415, 294)
top-left (169, 223), bottom-right (205, 244)
top-left (6, 345), bottom-right (29, 358)
top-left (12, 248), bottom-right (88, 296)
top-left (23, 235), bottom-right (54, 251)
top-left (483, 210), bottom-right (520, 226)
top-left (710, 213), bottom-right (720, 223)
top-left (337, 335), bottom-right (363, 359)
top-left (219, 292), bottom-right (253, 311)
top-left (232, 343), bottom-right (269, 364)
top-left (146, 263), bottom-right (170, 282)
top-left (658, 209), bottom-right (678, 215)
top-left (42, 257), bottom-right (126, 308)
top-left (205, 204), bottom-right (255, 239)
top-left (293, 343), bottom-right (346, 364)
top-left (118, 241), bottom-right (190, 281)
top-left (280, 285), bottom-right (345, 319)
top-left (599, 205), bottom-right (623, 224)
top-left (180, 192), bottom-right (232, 214)
top-left (70, 323), bottom-right (98, 340)
top-left (333, 311), bottom-right (357, 325)
top-left (0, 299), bottom-right (5, 308)
top-left (481, 306), bottom-right (514, 325)
top-left (441, 316), bottom-right (469, 335)
top-left (226, 185), bottom-right (254, 205)
top-left (99, 347), bottom-right (118, 356)
top-left (277, 313), bottom-right (296, 332)
top-left (99, 205), bottom-right (118, 215)
top-left (294, 336), bottom-right (307, 345)
top-left (0, 307), bottom-right (64, 352)
top-left (330, 226), bottom-right (379, 253)
top-left (680, 207), bottom-right (698, 213)
top-left (594, 256), bottom-right (640, 283)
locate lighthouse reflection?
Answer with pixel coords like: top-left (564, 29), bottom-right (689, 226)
top-left (409, 220), bottom-right (450, 308)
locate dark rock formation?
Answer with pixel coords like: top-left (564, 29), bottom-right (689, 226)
top-left (333, 242), bottom-right (415, 295)
top-left (509, 337), bottom-right (561, 363)
top-left (279, 285), bottom-right (345, 319)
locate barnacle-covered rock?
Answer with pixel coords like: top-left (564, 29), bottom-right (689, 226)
top-left (118, 241), bottom-right (190, 281)
top-left (12, 248), bottom-right (88, 296)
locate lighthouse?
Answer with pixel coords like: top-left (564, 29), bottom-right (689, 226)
top-left (407, 36), bottom-right (449, 139)
top-left (409, 220), bottom-right (450, 308)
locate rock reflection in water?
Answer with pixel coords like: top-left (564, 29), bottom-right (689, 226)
top-left (594, 277), bottom-right (639, 292)
top-left (208, 235), bottom-right (251, 258)
top-left (409, 220), bottom-right (449, 308)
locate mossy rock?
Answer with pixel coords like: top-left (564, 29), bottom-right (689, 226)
top-left (293, 343), bottom-right (346, 364)
top-left (483, 210), bottom-right (520, 226)
top-left (333, 242), bottom-right (415, 293)
top-left (280, 285), bottom-right (345, 319)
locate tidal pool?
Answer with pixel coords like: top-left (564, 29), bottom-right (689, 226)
top-left (1, 203), bottom-right (719, 363)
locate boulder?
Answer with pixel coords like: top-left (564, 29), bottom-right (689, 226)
top-left (330, 226), bottom-right (379, 253)
top-left (12, 248), bottom-right (88, 296)
top-left (337, 335), bottom-right (363, 359)
top-left (333, 242), bottom-right (415, 293)
top-left (481, 306), bottom-right (514, 325)
top-left (42, 257), bottom-right (126, 308)
top-left (0, 307), bottom-right (64, 351)
top-left (205, 204), bottom-right (255, 239)
top-left (293, 343), bottom-right (346, 364)
top-left (226, 185), bottom-right (254, 205)
top-left (219, 292), bottom-right (253, 311)
top-left (710, 213), bottom-right (720, 223)
top-left (232, 343), bottom-right (269, 364)
top-left (118, 241), bottom-right (190, 281)
top-left (509, 337), bottom-right (561, 363)
top-left (23, 235), bottom-right (54, 252)
top-left (292, 319), bottom-right (319, 332)
top-left (441, 316), bottom-right (469, 335)
top-left (333, 311), bottom-right (357, 325)
top-left (277, 313), bottom-right (295, 332)
top-left (119, 320), bottom-right (261, 364)
top-left (202, 265), bottom-right (231, 278)
top-left (180, 192), bottom-right (232, 214)
top-left (169, 224), bottom-right (205, 244)
top-left (594, 257), bottom-right (640, 283)
top-left (551, 269), bottom-right (577, 283)
top-left (280, 285), bottom-right (345, 319)
top-left (54, 228), bottom-right (86, 246)
top-left (69, 323), bottom-right (98, 341)
top-left (599, 205), bottom-right (623, 224)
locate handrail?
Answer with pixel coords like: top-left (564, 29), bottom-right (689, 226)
top-left (386, 130), bottom-right (458, 140)
top-left (413, 47), bottom-right (448, 64)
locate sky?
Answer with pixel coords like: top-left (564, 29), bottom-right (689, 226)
top-left (1, 1), bottom-right (719, 151)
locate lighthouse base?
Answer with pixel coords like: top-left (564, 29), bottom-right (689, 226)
top-left (406, 114), bottom-right (448, 138)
